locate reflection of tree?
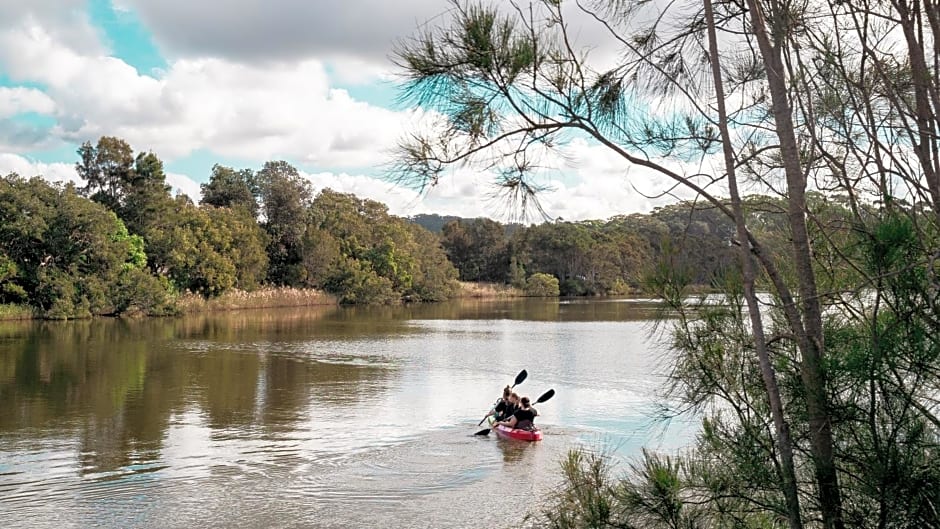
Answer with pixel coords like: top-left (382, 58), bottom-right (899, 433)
top-left (191, 349), bottom-right (261, 429)
top-left (0, 308), bottom-right (402, 474)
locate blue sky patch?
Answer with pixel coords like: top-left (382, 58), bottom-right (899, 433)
top-left (87, 0), bottom-right (167, 75)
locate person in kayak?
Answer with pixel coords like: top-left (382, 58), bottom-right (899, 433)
top-left (496, 396), bottom-right (536, 431)
top-left (483, 386), bottom-right (511, 422)
top-left (484, 387), bottom-right (518, 422)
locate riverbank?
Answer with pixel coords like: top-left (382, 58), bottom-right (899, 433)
top-left (0, 283), bottom-right (522, 321)
top-left (0, 304), bottom-right (35, 320)
top-left (455, 281), bottom-right (525, 298)
top-left (0, 287), bottom-right (340, 321)
top-left (0, 281), bottom-right (646, 321)
top-left (176, 287), bottom-right (338, 313)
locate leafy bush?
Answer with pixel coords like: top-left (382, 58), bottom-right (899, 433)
top-left (114, 268), bottom-right (177, 316)
top-left (525, 273), bottom-right (560, 297)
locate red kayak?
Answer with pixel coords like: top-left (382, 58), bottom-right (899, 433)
top-left (488, 417), bottom-right (542, 441)
top-left (494, 424), bottom-right (542, 441)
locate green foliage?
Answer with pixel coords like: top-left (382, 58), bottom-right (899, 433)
top-left (441, 218), bottom-right (510, 282)
top-left (405, 222), bottom-right (460, 301)
top-left (0, 174), bottom-right (174, 318)
top-left (122, 151), bottom-right (173, 235)
top-left (201, 164), bottom-right (259, 218)
top-left (257, 160), bottom-right (312, 285)
top-left (146, 200), bottom-right (268, 297)
top-left (0, 253), bottom-right (26, 303)
top-left (525, 272), bottom-right (560, 296)
top-left (542, 448), bottom-right (619, 529)
top-left (76, 136), bottom-right (135, 212)
top-left (309, 189), bottom-right (459, 303)
top-left (325, 258), bottom-right (399, 305)
top-left (113, 268), bottom-right (176, 316)
top-left (509, 255), bottom-right (527, 289)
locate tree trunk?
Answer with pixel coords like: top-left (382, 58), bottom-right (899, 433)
top-left (742, 1), bottom-right (845, 528)
top-left (702, 1), bottom-right (803, 527)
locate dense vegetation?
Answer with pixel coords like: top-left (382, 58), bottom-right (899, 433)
top-left (394, 0), bottom-right (940, 528)
top-left (2, 135), bottom-right (786, 320)
top-left (418, 202), bottom-right (740, 296)
top-left (0, 137), bottom-right (464, 318)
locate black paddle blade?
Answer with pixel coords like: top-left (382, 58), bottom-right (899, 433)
top-left (512, 369), bottom-right (527, 388)
top-left (474, 428), bottom-right (491, 436)
top-left (536, 388), bottom-right (555, 404)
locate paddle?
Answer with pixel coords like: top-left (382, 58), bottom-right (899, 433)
top-left (474, 388), bottom-right (555, 436)
top-left (476, 369), bottom-right (528, 426)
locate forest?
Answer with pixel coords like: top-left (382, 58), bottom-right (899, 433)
top-left (1, 135), bottom-right (784, 320)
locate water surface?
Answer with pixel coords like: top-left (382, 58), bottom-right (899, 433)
top-left (0, 298), bottom-right (692, 528)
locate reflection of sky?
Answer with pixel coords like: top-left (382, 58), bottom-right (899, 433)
top-left (0, 301), bottom-right (699, 528)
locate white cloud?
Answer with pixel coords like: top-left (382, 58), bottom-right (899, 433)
top-left (0, 0), bottom-right (103, 56)
top-left (0, 1), bottom-right (724, 222)
top-left (0, 153), bottom-right (81, 184)
top-left (0, 20), bottom-right (427, 171)
top-left (165, 171), bottom-right (202, 202)
top-left (0, 87), bottom-right (56, 118)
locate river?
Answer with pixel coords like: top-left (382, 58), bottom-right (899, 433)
top-left (0, 298), bottom-right (694, 528)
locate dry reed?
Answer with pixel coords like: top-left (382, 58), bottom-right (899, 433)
top-left (176, 287), bottom-right (338, 313)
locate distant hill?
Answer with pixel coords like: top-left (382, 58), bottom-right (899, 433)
top-left (408, 214), bottom-right (465, 233)
top-left (408, 213), bottom-right (525, 235)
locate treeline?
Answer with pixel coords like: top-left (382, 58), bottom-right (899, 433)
top-left (414, 199), bottom-right (744, 296)
top-left (2, 136), bottom-right (801, 320)
top-left (0, 136), bottom-right (459, 319)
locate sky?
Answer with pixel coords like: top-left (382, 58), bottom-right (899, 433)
top-left (0, 0), bottom-right (705, 221)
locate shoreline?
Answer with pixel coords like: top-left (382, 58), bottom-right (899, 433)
top-left (0, 281), bottom-right (681, 321)
top-left (0, 283), bottom-right (522, 321)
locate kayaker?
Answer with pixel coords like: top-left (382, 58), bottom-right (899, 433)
top-left (483, 385), bottom-right (513, 422)
top-left (507, 392), bottom-right (522, 419)
top-left (496, 396), bottom-right (536, 431)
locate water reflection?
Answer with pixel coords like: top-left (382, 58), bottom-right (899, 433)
top-left (0, 298), bottom-right (684, 529)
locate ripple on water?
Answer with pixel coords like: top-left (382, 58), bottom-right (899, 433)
top-left (284, 427), bottom-right (526, 506)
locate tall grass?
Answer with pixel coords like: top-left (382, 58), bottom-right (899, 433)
top-left (176, 287), bottom-right (337, 313)
top-left (0, 303), bottom-right (36, 321)
top-left (455, 281), bottom-right (525, 298)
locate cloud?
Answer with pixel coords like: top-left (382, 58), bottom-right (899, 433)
top-left (118, 0), bottom-right (625, 77)
top-left (0, 19), bottom-right (428, 170)
top-left (165, 171), bottom-right (202, 202)
top-left (0, 0), bottom-right (719, 222)
top-left (0, 153), bottom-right (81, 184)
top-left (0, 87), bottom-right (56, 118)
top-left (121, 0), bottom-right (444, 67)
top-left (0, 0), bottom-right (103, 56)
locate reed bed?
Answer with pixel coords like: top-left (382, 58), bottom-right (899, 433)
top-left (455, 281), bottom-right (525, 298)
top-left (0, 303), bottom-right (36, 321)
top-left (176, 287), bottom-right (338, 313)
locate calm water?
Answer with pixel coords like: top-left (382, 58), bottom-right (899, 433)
top-left (0, 298), bottom-right (693, 529)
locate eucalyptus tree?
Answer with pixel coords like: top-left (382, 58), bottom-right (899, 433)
top-left (256, 160), bottom-right (313, 286)
top-left (200, 164), bottom-right (259, 218)
top-left (76, 136), bottom-right (135, 213)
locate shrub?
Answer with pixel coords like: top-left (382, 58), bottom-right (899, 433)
top-left (525, 273), bottom-right (560, 297)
